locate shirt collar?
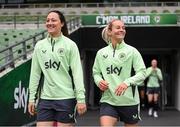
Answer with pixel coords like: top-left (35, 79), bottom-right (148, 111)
top-left (47, 33), bottom-right (63, 43)
top-left (109, 40), bottom-right (126, 49)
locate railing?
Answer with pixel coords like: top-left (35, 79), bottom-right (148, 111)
top-left (0, 2), bottom-right (180, 9)
top-left (0, 31), bottom-right (46, 72)
top-left (0, 16), bottom-right (81, 73)
top-left (0, 15), bottom-right (79, 29)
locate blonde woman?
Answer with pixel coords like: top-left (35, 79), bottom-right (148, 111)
top-left (93, 19), bottom-right (146, 127)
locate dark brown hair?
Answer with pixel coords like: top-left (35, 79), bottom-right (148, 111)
top-left (48, 10), bottom-right (69, 37)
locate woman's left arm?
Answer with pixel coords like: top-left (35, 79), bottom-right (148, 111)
top-left (69, 43), bottom-right (86, 102)
top-left (123, 48), bottom-right (146, 86)
top-left (157, 69), bottom-right (163, 81)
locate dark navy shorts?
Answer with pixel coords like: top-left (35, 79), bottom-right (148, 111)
top-left (146, 87), bottom-right (160, 94)
top-left (100, 103), bottom-right (140, 124)
top-left (37, 98), bottom-right (76, 123)
top-left (138, 85), bottom-right (145, 92)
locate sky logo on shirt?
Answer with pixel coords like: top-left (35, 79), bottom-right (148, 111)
top-left (106, 65), bottom-right (122, 76)
top-left (45, 59), bottom-right (61, 70)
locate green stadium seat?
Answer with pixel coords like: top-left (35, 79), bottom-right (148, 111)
top-left (151, 10), bottom-right (158, 13)
top-left (0, 29), bottom-right (45, 52)
top-left (163, 10), bottom-right (170, 13)
top-left (174, 10), bottom-right (180, 13)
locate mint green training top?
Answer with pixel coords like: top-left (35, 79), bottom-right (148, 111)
top-left (146, 67), bottom-right (163, 88)
top-left (93, 41), bottom-right (146, 106)
top-left (29, 34), bottom-right (85, 103)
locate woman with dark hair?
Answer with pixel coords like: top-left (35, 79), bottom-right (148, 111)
top-left (48, 10), bottom-right (69, 37)
top-left (28, 10), bottom-right (86, 127)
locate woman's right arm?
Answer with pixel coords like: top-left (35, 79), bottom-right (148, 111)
top-left (92, 52), bottom-right (109, 92)
top-left (28, 46), bottom-right (42, 115)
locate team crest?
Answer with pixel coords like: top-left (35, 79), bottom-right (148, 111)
top-left (118, 52), bottom-right (126, 61)
top-left (58, 48), bottom-right (65, 56)
top-left (154, 16), bottom-right (161, 23)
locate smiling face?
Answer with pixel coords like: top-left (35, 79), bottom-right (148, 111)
top-left (46, 12), bottom-right (64, 37)
top-left (108, 20), bottom-right (126, 42)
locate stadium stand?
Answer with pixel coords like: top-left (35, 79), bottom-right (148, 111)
top-left (0, 29), bottom-right (46, 72)
top-left (0, 2), bottom-right (180, 126)
top-left (0, 1), bottom-right (180, 74)
top-left (0, 2), bottom-right (180, 15)
top-left (0, 17), bottom-right (81, 75)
